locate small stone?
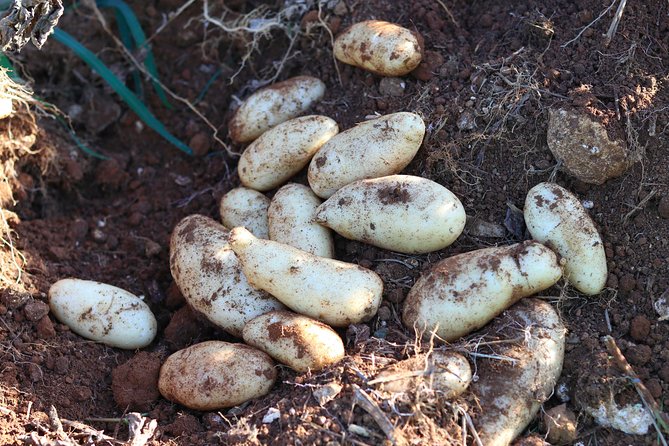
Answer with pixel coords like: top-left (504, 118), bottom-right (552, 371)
top-left (543, 404), bottom-right (577, 444)
top-left (91, 228), bottom-right (107, 243)
top-left (36, 316), bottom-right (56, 339)
top-left (333, 0), bottom-right (347, 16)
top-left (378, 77), bottom-right (405, 97)
top-left (629, 315), bottom-right (651, 341)
top-left (23, 300), bottom-right (50, 322)
top-left (144, 239), bottom-right (161, 258)
top-left (377, 306), bottom-right (391, 321)
top-left (659, 196), bottom-right (669, 219)
top-left (457, 109), bottom-right (477, 130)
top-left (313, 382), bottom-right (343, 406)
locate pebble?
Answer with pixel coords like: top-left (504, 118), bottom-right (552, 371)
top-left (543, 404), bottom-right (577, 444)
top-left (378, 77), bottom-right (405, 97)
top-left (23, 300), bottom-right (50, 322)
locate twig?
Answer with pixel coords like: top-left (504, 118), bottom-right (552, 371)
top-left (561, 0), bottom-right (618, 48)
top-left (604, 0), bottom-right (628, 47)
top-left (146, 0), bottom-right (198, 44)
top-left (622, 189), bottom-right (656, 224)
top-left (434, 0), bottom-right (460, 28)
top-left (459, 407), bottom-right (483, 446)
top-left (351, 384), bottom-right (406, 446)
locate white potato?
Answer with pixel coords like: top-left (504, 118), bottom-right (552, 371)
top-left (229, 227), bottom-right (383, 327)
top-left (158, 341), bottom-right (276, 411)
top-left (315, 175), bottom-right (465, 254)
top-left (471, 299), bottom-right (566, 446)
top-left (308, 112), bottom-right (425, 198)
top-left (524, 182), bottom-right (607, 295)
top-left (169, 215), bottom-right (284, 337)
top-left (333, 20), bottom-right (422, 76)
top-left (242, 310), bottom-right (344, 372)
top-left (229, 76), bottom-right (326, 143)
top-left (402, 241), bottom-right (562, 342)
top-left (238, 116), bottom-right (339, 191)
top-left (219, 187), bottom-right (270, 238)
top-left (48, 278), bottom-right (156, 349)
top-left (269, 183), bottom-right (334, 258)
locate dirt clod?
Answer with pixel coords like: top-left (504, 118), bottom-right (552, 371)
top-left (629, 315), bottom-right (651, 341)
top-left (23, 300), bottom-right (49, 321)
top-left (111, 351), bottom-right (162, 411)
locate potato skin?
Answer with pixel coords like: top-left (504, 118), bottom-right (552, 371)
top-left (308, 112), bottom-right (425, 198)
top-left (219, 187), bottom-right (270, 239)
top-left (158, 341), bottom-right (277, 411)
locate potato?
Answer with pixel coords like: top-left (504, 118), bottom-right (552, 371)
top-left (169, 215), bottom-right (284, 337)
top-left (315, 175), bottom-right (465, 254)
top-left (242, 310), bottom-right (344, 372)
top-left (524, 182), bottom-right (607, 295)
top-left (219, 187), bottom-right (270, 238)
top-left (269, 183), bottom-right (334, 258)
top-left (471, 299), bottom-right (565, 446)
top-left (229, 76), bottom-right (326, 143)
top-left (402, 241), bottom-right (562, 342)
top-left (238, 116), bottom-right (339, 191)
top-left (229, 227), bottom-right (383, 327)
top-left (333, 20), bottom-right (422, 76)
top-left (48, 278), bottom-right (157, 349)
top-left (158, 341), bottom-right (276, 411)
top-left (308, 112), bottom-right (425, 198)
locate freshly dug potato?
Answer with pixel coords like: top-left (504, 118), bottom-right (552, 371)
top-left (269, 183), bottom-right (334, 258)
top-left (169, 215), bottom-right (284, 337)
top-left (402, 241), bottom-right (562, 342)
top-left (333, 20), bottom-right (422, 76)
top-left (158, 341), bottom-right (276, 411)
top-left (229, 76), bottom-right (326, 143)
top-left (238, 116), bottom-right (339, 191)
top-left (49, 278), bottom-right (157, 349)
top-left (471, 299), bottom-right (566, 446)
top-left (219, 187), bottom-right (270, 239)
top-left (524, 182), bottom-right (607, 295)
top-left (315, 175), bottom-right (465, 254)
top-left (308, 112), bottom-right (425, 198)
top-left (229, 227), bottom-right (383, 327)
top-left (242, 310), bottom-right (344, 372)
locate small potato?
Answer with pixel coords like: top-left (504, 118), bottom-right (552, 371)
top-left (238, 116), bottom-right (339, 191)
top-left (308, 112), bottom-right (425, 198)
top-left (158, 341), bottom-right (276, 411)
top-left (524, 182), bottom-right (607, 295)
top-left (49, 278), bottom-right (157, 349)
top-left (402, 241), bottom-right (562, 342)
top-left (333, 20), bottom-right (422, 76)
top-left (243, 310), bottom-right (345, 372)
top-left (169, 215), bottom-right (284, 337)
top-left (229, 227), bottom-right (383, 327)
top-left (315, 175), bottom-right (465, 254)
top-left (229, 76), bottom-right (326, 143)
top-left (269, 183), bottom-right (334, 258)
top-left (219, 187), bottom-right (270, 238)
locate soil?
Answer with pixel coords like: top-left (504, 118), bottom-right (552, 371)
top-left (0, 0), bottom-right (668, 445)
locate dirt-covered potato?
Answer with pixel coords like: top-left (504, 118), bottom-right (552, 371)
top-left (242, 310), bottom-right (345, 372)
top-left (402, 241), bottom-right (562, 342)
top-left (315, 175), bottom-right (465, 254)
top-left (158, 341), bottom-right (277, 411)
top-left (48, 278), bottom-right (157, 349)
top-left (169, 215), bottom-right (284, 337)
top-left (229, 227), bottom-right (383, 327)
top-left (524, 182), bottom-right (607, 295)
top-left (333, 20), bottom-right (422, 76)
top-left (219, 187), bottom-right (270, 239)
top-left (238, 115), bottom-right (339, 191)
top-left (308, 112), bottom-right (425, 198)
top-left (229, 76), bottom-right (326, 143)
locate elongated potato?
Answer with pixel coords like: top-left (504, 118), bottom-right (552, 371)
top-left (524, 182), bottom-right (607, 295)
top-left (471, 299), bottom-right (566, 446)
top-left (238, 116), bottom-right (339, 191)
top-left (229, 76), bottom-right (326, 143)
top-left (333, 20), bottom-right (422, 76)
top-left (315, 175), bottom-right (465, 254)
top-left (269, 183), bottom-right (334, 258)
top-left (402, 241), bottom-right (562, 342)
top-left (308, 112), bottom-right (425, 198)
top-left (169, 215), bottom-right (284, 337)
top-left (229, 227), bottom-right (383, 327)
top-left (219, 187), bottom-right (270, 238)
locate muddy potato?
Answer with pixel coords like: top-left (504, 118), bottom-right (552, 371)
top-left (333, 20), bottom-right (422, 76)
top-left (229, 76), bottom-right (326, 143)
top-left (243, 310), bottom-right (344, 372)
top-left (269, 183), bottom-right (334, 258)
top-left (219, 187), bottom-right (270, 238)
top-left (169, 215), bottom-right (284, 337)
top-left (402, 241), bottom-right (562, 342)
top-left (315, 175), bottom-right (465, 254)
top-left (49, 278), bottom-right (157, 349)
top-left (238, 116), bottom-right (339, 191)
top-left (229, 227), bottom-right (383, 327)
top-left (524, 182), bottom-right (607, 295)
top-left (158, 341), bottom-right (276, 411)
top-left (308, 112), bottom-right (425, 198)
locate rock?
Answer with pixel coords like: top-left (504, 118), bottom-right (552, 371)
top-left (543, 404), bottom-right (577, 444)
top-left (659, 195), bottom-right (669, 219)
top-left (457, 109), bottom-right (477, 130)
top-left (585, 401), bottom-right (653, 435)
top-left (465, 216), bottom-right (507, 238)
top-left (378, 77), bottom-right (405, 97)
top-left (23, 300), bottom-right (50, 321)
top-left (547, 108), bottom-right (631, 184)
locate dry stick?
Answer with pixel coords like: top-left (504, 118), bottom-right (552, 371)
top-left (622, 189), bottom-right (656, 224)
top-left (351, 384), bottom-right (406, 446)
top-left (145, 0), bottom-right (198, 44)
top-left (604, 0), bottom-right (628, 47)
top-left (561, 0), bottom-right (618, 48)
top-left (434, 0), bottom-right (460, 27)
top-left (317, 1), bottom-right (343, 87)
